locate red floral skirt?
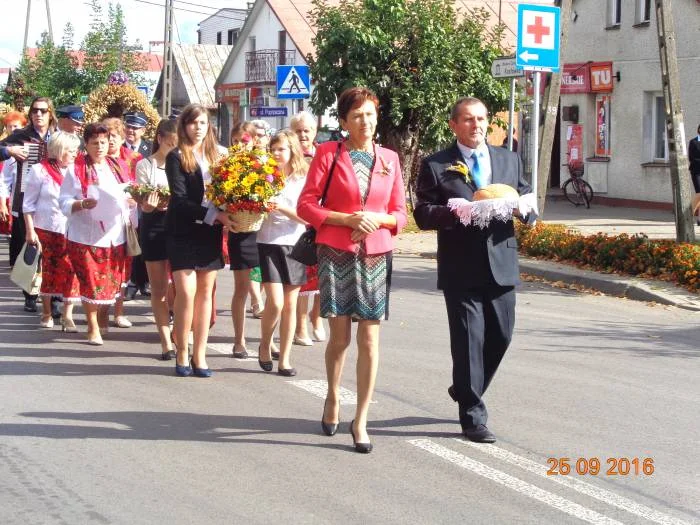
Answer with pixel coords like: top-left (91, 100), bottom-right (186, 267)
top-left (0, 198), bottom-right (11, 235)
top-left (36, 228), bottom-right (80, 301)
top-left (299, 264), bottom-right (319, 295)
top-left (67, 241), bottom-right (127, 304)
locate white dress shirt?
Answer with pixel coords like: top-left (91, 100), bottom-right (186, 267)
top-left (456, 141), bottom-right (492, 187)
top-left (256, 173), bottom-right (307, 245)
top-left (59, 163), bottom-right (127, 247)
top-left (135, 157), bottom-right (168, 187)
top-left (0, 159), bottom-right (18, 216)
top-left (22, 163), bottom-right (68, 234)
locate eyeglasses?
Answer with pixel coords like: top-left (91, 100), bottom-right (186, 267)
top-left (30, 107), bottom-right (49, 115)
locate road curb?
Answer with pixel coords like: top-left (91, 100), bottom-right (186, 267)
top-left (399, 248), bottom-right (700, 312)
top-left (519, 258), bottom-right (700, 312)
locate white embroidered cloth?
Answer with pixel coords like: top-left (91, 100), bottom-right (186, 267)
top-left (447, 193), bottom-right (539, 228)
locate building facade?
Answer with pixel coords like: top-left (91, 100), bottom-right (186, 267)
top-left (198, 7), bottom-right (250, 46)
top-left (559, 0), bottom-right (700, 206)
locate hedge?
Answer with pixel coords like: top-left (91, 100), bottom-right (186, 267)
top-left (515, 223), bottom-right (700, 293)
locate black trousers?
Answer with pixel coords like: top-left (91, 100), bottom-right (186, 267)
top-left (443, 285), bottom-right (515, 429)
top-left (691, 172), bottom-right (700, 194)
top-left (129, 253), bottom-right (148, 287)
top-left (9, 211), bottom-right (37, 301)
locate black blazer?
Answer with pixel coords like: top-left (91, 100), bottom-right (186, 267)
top-left (414, 143), bottom-right (531, 290)
top-left (688, 137), bottom-right (700, 175)
top-left (165, 149), bottom-right (222, 266)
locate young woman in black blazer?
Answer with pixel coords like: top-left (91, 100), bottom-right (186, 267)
top-left (166, 103), bottom-right (232, 377)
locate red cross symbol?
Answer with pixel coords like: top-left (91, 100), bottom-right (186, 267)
top-left (527, 16), bottom-right (551, 44)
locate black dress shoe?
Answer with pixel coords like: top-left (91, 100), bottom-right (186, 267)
top-left (272, 351), bottom-right (280, 360)
top-left (24, 297), bottom-right (37, 312)
top-left (447, 385), bottom-right (458, 402)
top-left (463, 424), bottom-right (496, 443)
top-left (349, 419), bottom-right (372, 453)
top-left (139, 283), bottom-right (151, 297)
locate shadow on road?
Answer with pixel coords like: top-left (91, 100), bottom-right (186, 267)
top-left (0, 411), bottom-right (456, 445)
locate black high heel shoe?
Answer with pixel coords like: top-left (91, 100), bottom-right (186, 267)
top-left (349, 419), bottom-right (372, 454)
top-left (258, 346), bottom-right (273, 372)
top-left (321, 398), bottom-right (339, 436)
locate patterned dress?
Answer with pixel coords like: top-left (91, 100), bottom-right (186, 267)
top-left (318, 150), bottom-right (392, 320)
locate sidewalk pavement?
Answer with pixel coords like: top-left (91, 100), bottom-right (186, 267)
top-left (395, 199), bottom-right (700, 312)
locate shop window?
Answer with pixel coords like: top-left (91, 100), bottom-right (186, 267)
top-left (642, 92), bottom-right (668, 162)
top-left (595, 95), bottom-right (611, 157)
top-left (606, 0), bottom-right (621, 27)
top-left (634, 0), bottom-right (651, 24)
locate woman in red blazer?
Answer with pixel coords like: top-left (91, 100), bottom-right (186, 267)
top-left (297, 87), bottom-right (407, 453)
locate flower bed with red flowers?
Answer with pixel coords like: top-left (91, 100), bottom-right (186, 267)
top-left (515, 222), bottom-right (700, 292)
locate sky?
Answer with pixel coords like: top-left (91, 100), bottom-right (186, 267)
top-left (0, 0), bottom-right (247, 68)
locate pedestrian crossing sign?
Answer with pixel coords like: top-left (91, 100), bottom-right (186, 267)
top-left (276, 65), bottom-right (310, 99)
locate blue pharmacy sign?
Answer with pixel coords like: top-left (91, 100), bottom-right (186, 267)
top-left (516, 4), bottom-right (561, 72)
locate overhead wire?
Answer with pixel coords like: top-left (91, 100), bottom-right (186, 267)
top-left (132, 0), bottom-right (248, 22)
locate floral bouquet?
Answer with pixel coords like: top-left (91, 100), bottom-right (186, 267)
top-left (205, 144), bottom-right (285, 232)
top-left (124, 182), bottom-right (171, 207)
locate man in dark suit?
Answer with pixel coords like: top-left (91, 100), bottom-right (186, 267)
top-left (688, 124), bottom-right (700, 194)
top-left (414, 97), bottom-right (532, 443)
top-left (122, 111), bottom-right (152, 300)
top-left (123, 111), bottom-right (152, 157)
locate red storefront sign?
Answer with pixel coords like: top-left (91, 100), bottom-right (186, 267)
top-left (590, 62), bottom-right (614, 92)
top-left (561, 63), bottom-right (591, 94)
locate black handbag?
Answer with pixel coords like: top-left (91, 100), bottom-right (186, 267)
top-left (290, 142), bottom-right (342, 265)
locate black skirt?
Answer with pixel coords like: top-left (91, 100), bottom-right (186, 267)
top-left (228, 231), bottom-right (259, 270)
top-left (139, 210), bottom-right (168, 262)
top-left (168, 222), bottom-right (224, 272)
top-left (258, 243), bottom-right (307, 286)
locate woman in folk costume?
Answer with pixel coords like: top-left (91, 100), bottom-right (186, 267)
top-left (102, 117), bottom-right (139, 329)
top-left (59, 123), bottom-right (135, 345)
top-left (23, 131), bottom-right (81, 330)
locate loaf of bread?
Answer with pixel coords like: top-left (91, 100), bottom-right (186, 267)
top-left (473, 183), bottom-right (519, 201)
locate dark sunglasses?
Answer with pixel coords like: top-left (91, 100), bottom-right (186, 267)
top-left (30, 107), bottom-right (50, 115)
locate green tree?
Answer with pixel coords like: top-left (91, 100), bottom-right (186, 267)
top-left (309, 0), bottom-right (511, 186)
top-left (80, 0), bottom-right (146, 93)
top-left (2, 30), bottom-right (82, 107)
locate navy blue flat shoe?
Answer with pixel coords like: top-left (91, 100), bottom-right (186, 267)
top-left (175, 363), bottom-right (192, 377)
top-left (192, 363), bottom-right (213, 378)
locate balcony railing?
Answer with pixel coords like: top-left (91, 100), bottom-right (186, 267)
top-left (245, 49), bottom-right (296, 83)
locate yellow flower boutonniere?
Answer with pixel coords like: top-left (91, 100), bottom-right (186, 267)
top-left (446, 161), bottom-right (471, 183)
top-left (378, 155), bottom-right (394, 177)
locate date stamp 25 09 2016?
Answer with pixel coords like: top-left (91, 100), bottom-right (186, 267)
top-left (546, 457), bottom-right (655, 476)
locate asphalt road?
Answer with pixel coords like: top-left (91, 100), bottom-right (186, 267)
top-left (1, 241), bottom-right (698, 525)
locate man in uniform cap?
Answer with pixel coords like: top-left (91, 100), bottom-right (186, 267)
top-left (56, 105), bottom-right (85, 135)
top-left (123, 111), bottom-right (152, 157)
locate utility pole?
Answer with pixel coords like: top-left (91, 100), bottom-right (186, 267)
top-left (655, 0), bottom-right (695, 242)
top-left (161, 0), bottom-right (174, 118)
top-left (23, 0), bottom-right (32, 55)
top-left (536, 0), bottom-right (572, 217)
top-left (45, 0), bottom-right (53, 43)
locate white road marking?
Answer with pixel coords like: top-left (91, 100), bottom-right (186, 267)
top-left (457, 440), bottom-right (691, 525)
top-left (409, 439), bottom-right (623, 525)
top-left (289, 379), bottom-right (376, 405)
top-left (208, 342), bottom-right (234, 355)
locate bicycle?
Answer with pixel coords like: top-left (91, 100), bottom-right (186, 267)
top-left (562, 161), bottom-right (593, 208)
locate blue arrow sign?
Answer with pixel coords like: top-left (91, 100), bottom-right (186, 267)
top-left (516, 4), bottom-right (561, 72)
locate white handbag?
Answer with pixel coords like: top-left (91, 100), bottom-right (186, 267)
top-left (10, 242), bottom-right (42, 295)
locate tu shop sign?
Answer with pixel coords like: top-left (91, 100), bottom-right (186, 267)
top-left (561, 62), bottom-right (614, 94)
